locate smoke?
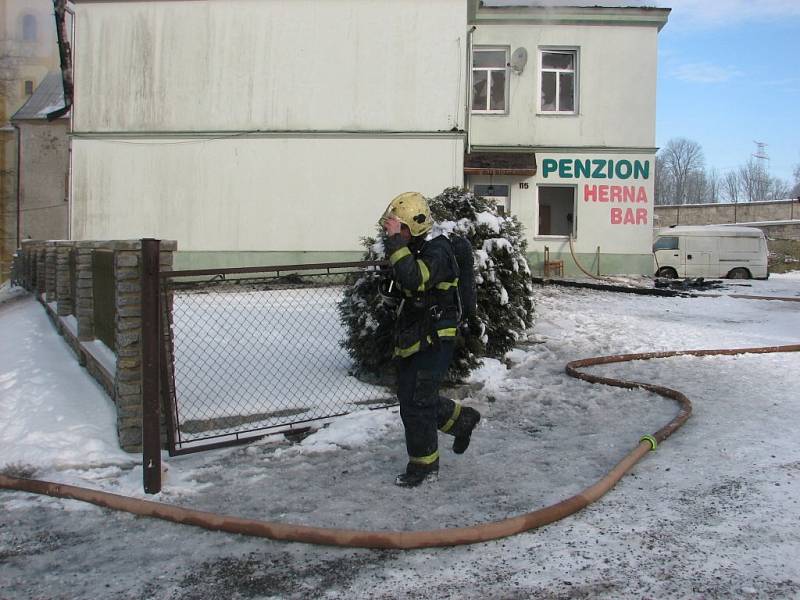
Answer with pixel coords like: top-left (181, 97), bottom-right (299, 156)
top-left (482, 0), bottom-right (800, 27)
top-left (481, 1), bottom-right (667, 6)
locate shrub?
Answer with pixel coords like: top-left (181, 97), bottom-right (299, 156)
top-left (339, 187), bottom-right (534, 381)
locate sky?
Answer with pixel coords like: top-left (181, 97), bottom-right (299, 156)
top-left (657, 0), bottom-right (800, 184)
top-left (484, 0), bottom-right (800, 185)
top-left (2, 275), bottom-right (800, 597)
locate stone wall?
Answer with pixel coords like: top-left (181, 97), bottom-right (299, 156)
top-left (18, 238), bottom-right (176, 453)
top-left (655, 199), bottom-right (800, 239)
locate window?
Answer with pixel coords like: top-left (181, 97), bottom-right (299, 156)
top-left (653, 236), bottom-right (679, 251)
top-left (22, 14), bottom-right (37, 42)
top-left (472, 48), bottom-right (508, 113)
top-left (474, 184), bottom-right (510, 215)
top-left (537, 186), bottom-right (575, 236)
top-left (24, 80), bottom-right (34, 95)
top-left (540, 49), bottom-right (577, 113)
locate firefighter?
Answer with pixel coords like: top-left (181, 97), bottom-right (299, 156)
top-left (380, 192), bottom-right (481, 487)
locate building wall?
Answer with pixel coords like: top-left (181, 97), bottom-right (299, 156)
top-left (71, 0), bottom-right (468, 263)
top-left (469, 150), bottom-right (656, 275)
top-left (17, 120), bottom-right (70, 241)
top-left (469, 23), bottom-right (659, 149)
top-left (73, 0), bottom-right (467, 133)
top-left (0, 0), bottom-right (60, 279)
top-left (72, 135), bottom-right (465, 253)
top-left (466, 10), bottom-right (662, 275)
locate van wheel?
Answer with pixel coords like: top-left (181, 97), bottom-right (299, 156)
top-left (727, 268), bottom-right (751, 279)
top-left (656, 267), bottom-right (678, 279)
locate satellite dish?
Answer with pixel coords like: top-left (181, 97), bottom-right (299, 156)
top-left (510, 47), bottom-right (528, 74)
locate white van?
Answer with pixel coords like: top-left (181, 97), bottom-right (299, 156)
top-left (653, 226), bottom-right (769, 280)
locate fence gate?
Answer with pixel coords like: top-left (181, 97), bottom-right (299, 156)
top-left (159, 261), bottom-right (394, 455)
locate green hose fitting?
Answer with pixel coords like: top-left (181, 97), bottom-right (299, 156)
top-left (640, 434), bottom-right (658, 451)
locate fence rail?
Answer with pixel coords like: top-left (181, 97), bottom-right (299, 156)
top-left (159, 260), bottom-right (392, 454)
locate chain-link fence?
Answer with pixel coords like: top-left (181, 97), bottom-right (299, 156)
top-left (161, 262), bottom-right (393, 454)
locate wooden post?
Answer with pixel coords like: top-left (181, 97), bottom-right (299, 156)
top-left (140, 238), bottom-right (161, 494)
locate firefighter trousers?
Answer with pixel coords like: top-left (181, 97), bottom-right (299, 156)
top-left (395, 340), bottom-right (459, 466)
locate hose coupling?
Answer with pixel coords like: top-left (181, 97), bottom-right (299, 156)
top-left (640, 434), bottom-right (658, 451)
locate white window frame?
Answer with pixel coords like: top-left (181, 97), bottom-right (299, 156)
top-left (471, 46), bottom-right (510, 115)
top-left (536, 184), bottom-right (577, 238)
top-left (539, 48), bottom-right (578, 115)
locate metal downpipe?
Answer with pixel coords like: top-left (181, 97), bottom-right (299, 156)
top-left (2, 344), bottom-right (798, 549)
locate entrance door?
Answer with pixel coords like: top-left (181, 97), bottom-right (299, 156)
top-left (473, 184), bottom-right (510, 215)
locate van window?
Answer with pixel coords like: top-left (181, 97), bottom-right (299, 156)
top-left (653, 236), bottom-right (678, 251)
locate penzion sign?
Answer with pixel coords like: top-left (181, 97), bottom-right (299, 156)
top-left (541, 158), bottom-right (652, 226)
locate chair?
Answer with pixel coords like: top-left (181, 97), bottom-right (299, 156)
top-left (543, 246), bottom-right (564, 277)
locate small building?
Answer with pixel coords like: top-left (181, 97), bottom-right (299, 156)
top-left (65, 0), bottom-right (669, 275)
top-left (467, 2), bottom-right (666, 275)
top-left (10, 72), bottom-right (71, 243)
top-left (0, 0), bottom-right (61, 279)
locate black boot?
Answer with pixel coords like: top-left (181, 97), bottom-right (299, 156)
top-left (452, 406), bottom-right (481, 454)
top-left (394, 460), bottom-right (439, 487)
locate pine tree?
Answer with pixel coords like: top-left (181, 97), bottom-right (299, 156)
top-left (338, 187), bottom-right (534, 382)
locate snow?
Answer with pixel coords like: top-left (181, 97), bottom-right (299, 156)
top-left (475, 210), bottom-right (504, 233)
top-left (2, 273), bottom-right (800, 598)
top-left (0, 294), bottom-right (134, 472)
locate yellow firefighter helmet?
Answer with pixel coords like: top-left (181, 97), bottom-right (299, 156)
top-left (380, 192), bottom-right (432, 237)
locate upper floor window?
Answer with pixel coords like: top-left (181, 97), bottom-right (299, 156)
top-left (472, 48), bottom-right (508, 114)
top-left (540, 49), bottom-right (577, 113)
top-left (24, 80), bottom-right (34, 95)
top-left (22, 14), bottom-right (38, 42)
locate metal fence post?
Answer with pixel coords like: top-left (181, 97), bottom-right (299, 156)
top-left (141, 238), bottom-right (161, 494)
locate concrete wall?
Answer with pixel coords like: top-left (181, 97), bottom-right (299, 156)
top-left (655, 200), bottom-right (800, 231)
top-left (72, 135), bottom-right (465, 252)
top-left (16, 120), bottom-right (70, 241)
top-left (70, 0), bottom-right (468, 260)
top-left (73, 0), bottom-right (467, 133)
top-left (470, 23), bottom-right (659, 149)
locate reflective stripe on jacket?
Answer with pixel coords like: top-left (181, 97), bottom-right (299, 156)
top-left (385, 233), bottom-right (459, 358)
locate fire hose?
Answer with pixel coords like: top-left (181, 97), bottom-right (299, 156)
top-left (567, 235), bottom-right (649, 287)
top-left (2, 343), bottom-right (798, 549)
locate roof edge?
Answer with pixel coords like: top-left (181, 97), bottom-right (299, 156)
top-left (473, 4), bottom-right (671, 31)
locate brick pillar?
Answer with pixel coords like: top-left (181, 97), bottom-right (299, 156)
top-left (56, 241), bottom-right (74, 317)
top-left (23, 242), bottom-right (34, 291)
top-left (45, 242), bottom-right (57, 303)
top-left (75, 241), bottom-right (95, 341)
top-left (114, 241), bottom-right (144, 452)
top-left (19, 241), bottom-right (31, 290)
top-left (36, 246), bottom-right (47, 297)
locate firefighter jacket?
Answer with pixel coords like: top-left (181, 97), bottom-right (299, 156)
top-left (385, 232), bottom-right (460, 358)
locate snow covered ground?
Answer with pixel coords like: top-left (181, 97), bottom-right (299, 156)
top-left (1, 274), bottom-right (799, 599)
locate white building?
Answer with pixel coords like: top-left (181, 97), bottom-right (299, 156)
top-left (65, 0), bottom-right (669, 274)
top-left (466, 2), bottom-right (667, 275)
